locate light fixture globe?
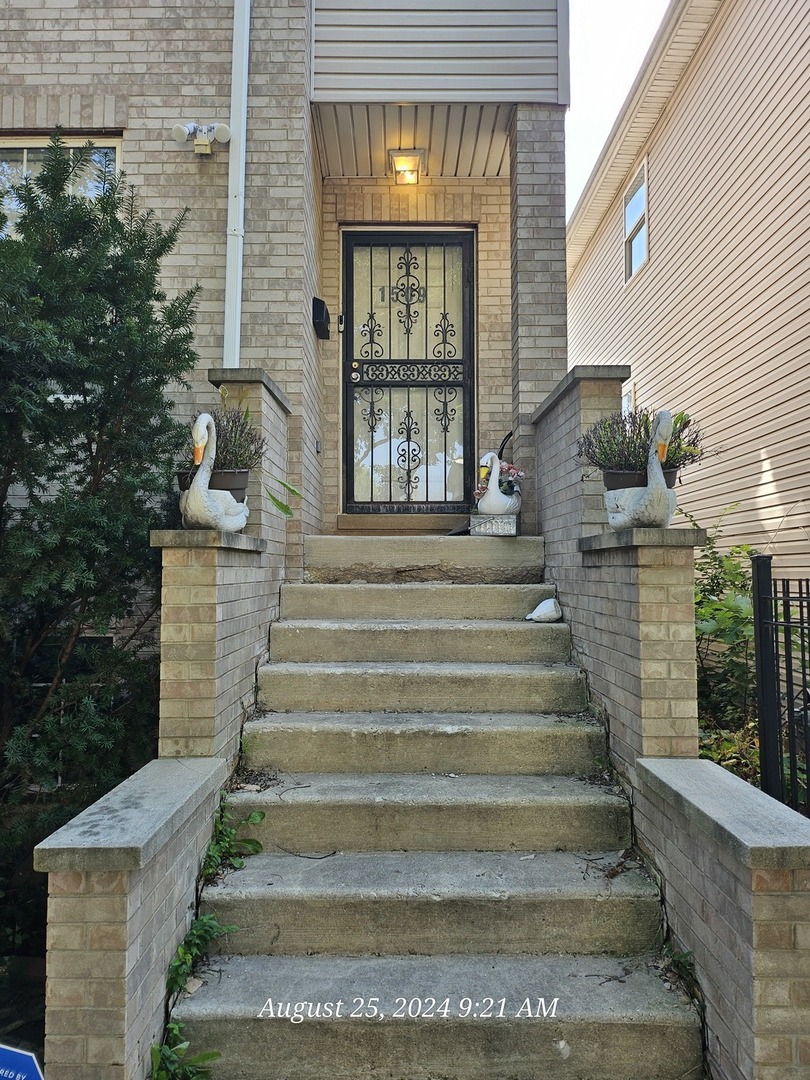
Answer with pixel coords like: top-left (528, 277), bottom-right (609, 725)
top-left (388, 148), bottom-right (425, 185)
top-left (171, 123), bottom-right (194, 145)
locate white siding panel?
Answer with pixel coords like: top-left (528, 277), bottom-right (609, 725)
top-left (567, 0), bottom-right (810, 576)
top-left (313, 102), bottom-right (513, 178)
top-left (313, 0), bottom-right (563, 103)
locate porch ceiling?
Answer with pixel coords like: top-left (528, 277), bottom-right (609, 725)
top-left (312, 102), bottom-right (512, 180)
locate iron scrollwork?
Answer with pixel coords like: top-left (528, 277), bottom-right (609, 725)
top-left (359, 311), bottom-right (384, 360)
top-left (432, 387), bottom-right (458, 434)
top-left (364, 362), bottom-right (463, 382)
top-left (395, 407), bottom-right (422, 498)
top-left (392, 246), bottom-right (421, 336)
top-left (357, 387), bottom-right (385, 433)
top-left (432, 311), bottom-right (457, 359)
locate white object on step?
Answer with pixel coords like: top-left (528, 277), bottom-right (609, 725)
top-left (525, 598), bottom-right (562, 622)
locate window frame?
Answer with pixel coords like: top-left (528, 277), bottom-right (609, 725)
top-left (0, 134), bottom-right (122, 236)
top-left (623, 160), bottom-right (648, 283)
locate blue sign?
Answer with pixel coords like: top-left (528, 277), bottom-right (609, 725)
top-left (0, 1044), bottom-right (45, 1080)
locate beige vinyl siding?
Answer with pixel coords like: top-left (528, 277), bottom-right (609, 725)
top-left (312, 0), bottom-right (563, 103)
top-left (568, 0), bottom-right (810, 576)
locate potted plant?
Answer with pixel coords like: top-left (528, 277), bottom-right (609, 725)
top-left (577, 407), bottom-right (707, 489)
top-left (177, 390), bottom-right (301, 517)
top-left (177, 395), bottom-right (263, 504)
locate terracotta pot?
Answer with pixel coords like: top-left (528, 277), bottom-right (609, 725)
top-left (601, 469), bottom-right (677, 491)
top-left (176, 468), bottom-right (249, 503)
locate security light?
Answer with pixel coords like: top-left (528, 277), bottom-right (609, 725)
top-left (171, 123), bottom-right (232, 154)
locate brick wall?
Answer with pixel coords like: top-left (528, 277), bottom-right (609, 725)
top-left (34, 758), bottom-right (226, 1080)
top-left (509, 103), bottom-right (568, 533)
top-left (151, 530), bottom-right (272, 763)
top-left (636, 759), bottom-right (810, 1080)
top-left (534, 366), bottom-right (810, 1080)
top-left (534, 366), bottom-right (702, 782)
top-left (246, 0), bottom-right (325, 576)
top-left (0, 1), bottom-right (325, 551)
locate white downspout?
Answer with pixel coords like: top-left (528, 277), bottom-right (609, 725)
top-left (223, 0), bottom-right (251, 368)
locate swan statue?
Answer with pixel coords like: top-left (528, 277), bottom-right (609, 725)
top-left (477, 452), bottom-right (522, 516)
top-left (179, 412), bottom-right (250, 532)
top-left (604, 409), bottom-right (677, 530)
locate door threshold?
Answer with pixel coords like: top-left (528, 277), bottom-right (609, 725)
top-left (336, 513), bottom-right (468, 535)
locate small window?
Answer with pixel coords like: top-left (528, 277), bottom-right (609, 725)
top-left (624, 163), bottom-right (648, 281)
top-left (0, 137), bottom-right (119, 237)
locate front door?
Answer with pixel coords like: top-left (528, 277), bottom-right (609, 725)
top-left (343, 230), bottom-right (474, 513)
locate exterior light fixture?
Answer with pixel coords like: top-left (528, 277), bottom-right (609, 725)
top-left (388, 149), bottom-right (424, 185)
top-left (171, 123), bottom-right (232, 155)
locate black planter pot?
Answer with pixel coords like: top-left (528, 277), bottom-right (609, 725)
top-left (176, 468), bottom-right (249, 503)
top-left (601, 469), bottom-right (678, 490)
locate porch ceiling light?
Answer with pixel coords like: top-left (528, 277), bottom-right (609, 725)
top-left (388, 148), bottom-right (424, 185)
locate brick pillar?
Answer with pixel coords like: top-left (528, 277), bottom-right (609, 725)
top-left (509, 103), bottom-right (568, 534)
top-left (207, 367), bottom-right (292, 549)
top-left (150, 530), bottom-right (271, 762)
top-left (578, 531), bottom-right (703, 779)
top-left (533, 367), bottom-right (705, 784)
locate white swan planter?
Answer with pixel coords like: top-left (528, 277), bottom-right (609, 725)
top-left (603, 410), bottom-right (677, 530)
top-left (179, 413), bottom-right (250, 532)
top-left (477, 452), bottom-right (522, 516)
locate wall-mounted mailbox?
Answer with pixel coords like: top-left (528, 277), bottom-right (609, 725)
top-left (312, 297), bottom-right (330, 340)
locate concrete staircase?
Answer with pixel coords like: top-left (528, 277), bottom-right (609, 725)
top-left (176, 536), bottom-right (703, 1080)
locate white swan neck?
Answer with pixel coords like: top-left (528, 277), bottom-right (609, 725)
top-left (486, 453), bottom-right (501, 493)
top-left (199, 415), bottom-right (217, 478)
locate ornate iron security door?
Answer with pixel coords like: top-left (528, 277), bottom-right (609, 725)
top-left (343, 231), bottom-right (474, 513)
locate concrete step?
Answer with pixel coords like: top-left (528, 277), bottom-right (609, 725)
top-left (228, 774), bottom-right (630, 852)
top-left (175, 952), bottom-right (703, 1080)
top-left (257, 661), bottom-right (588, 715)
top-left (303, 535), bottom-right (545, 584)
top-left (280, 582), bottom-right (556, 621)
top-left (202, 850), bottom-right (661, 957)
top-left (242, 712), bottom-right (604, 775)
top-left (269, 618), bottom-right (571, 664)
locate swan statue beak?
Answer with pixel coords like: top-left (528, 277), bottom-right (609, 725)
top-left (193, 443), bottom-right (205, 465)
top-left (656, 440), bottom-right (668, 463)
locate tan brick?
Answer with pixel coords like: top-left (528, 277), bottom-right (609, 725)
top-left (754, 923), bottom-right (795, 950)
top-left (753, 869), bottom-right (794, 893)
top-left (754, 1036), bottom-right (794, 1064)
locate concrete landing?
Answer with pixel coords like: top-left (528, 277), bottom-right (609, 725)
top-left (303, 535), bottom-right (546, 583)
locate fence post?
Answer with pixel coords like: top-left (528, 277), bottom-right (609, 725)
top-left (752, 553), bottom-right (782, 799)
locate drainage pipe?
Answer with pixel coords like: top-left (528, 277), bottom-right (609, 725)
top-left (222, 0), bottom-right (251, 368)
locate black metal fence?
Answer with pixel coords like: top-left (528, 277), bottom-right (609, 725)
top-left (751, 554), bottom-right (810, 816)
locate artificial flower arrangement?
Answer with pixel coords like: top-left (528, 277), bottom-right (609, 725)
top-left (474, 460), bottom-right (525, 502)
